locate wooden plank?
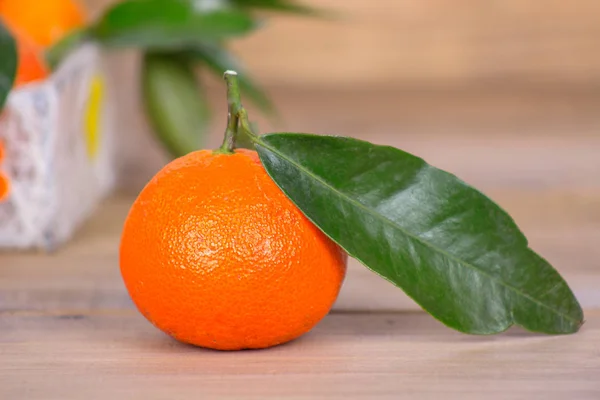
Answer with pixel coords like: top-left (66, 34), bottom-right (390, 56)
top-left (1, 310), bottom-right (599, 399)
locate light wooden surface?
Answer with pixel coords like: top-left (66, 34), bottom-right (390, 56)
top-left (2, 89), bottom-right (600, 398)
top-left (2, 310), bottom-right (600, 399)
top-left (232, 0), bottom-right (600, 88)
top-left (114, 85), bottom-right (600, 191)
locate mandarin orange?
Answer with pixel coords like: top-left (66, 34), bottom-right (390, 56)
top-left (0, 0), bottom-right (86, 47)
top-left (0, 170), bottom-right (9, 202)
top-left (120, 149), bottom-right (347, 350)
top-left (11, 28), bottom-right (49, 87)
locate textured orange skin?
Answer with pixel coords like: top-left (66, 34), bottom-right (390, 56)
top-left (120, 149), bottom-right (348, 350)
top-left (0, 0), bottom-right (86, 47)
top-left (11, 28), bottom-right (49, 87)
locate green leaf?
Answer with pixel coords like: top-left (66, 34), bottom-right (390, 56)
top-left (230, 0), bottom-right (321, 15)
top-left (45, 28), bottom-right (90, 70)
top-left (187, 44), bottom-right (274, 115)
top-left (254, 133), bottom-right (584, 335)
top-left (91, 0), bottom-right (258, 49)
top-left (142, 52), bottom-right (212, 158)
top-left (0, 22), bottom-right (17, 110)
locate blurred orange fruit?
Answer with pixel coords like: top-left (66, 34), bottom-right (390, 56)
top-left (11, 28), bottom-right (49, 87)
top-left (120, 149), bottom-right (348, 350)
top-left (0, 170), bottom-right (9, 202)
top-left (0, 0), bottom-right (87, 47)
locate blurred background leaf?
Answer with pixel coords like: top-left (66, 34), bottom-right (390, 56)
top-left (230, 0), bottom-right (322, 15)
top-left (40, 0), bottom-right (320, 159)
top-left (91, 0), bottom-right (258, 49)
top-left (142, 51), bottom-right (213, 157)
top-left (0, 21), bottom-right (17, 110)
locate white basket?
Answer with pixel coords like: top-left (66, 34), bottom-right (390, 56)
top-left (0, 44), bottom-right (116, 251)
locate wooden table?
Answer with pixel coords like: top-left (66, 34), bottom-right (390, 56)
top-left (2, 89), bottom-right (600, 399)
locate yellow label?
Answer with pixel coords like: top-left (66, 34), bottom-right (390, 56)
top-left (84, 74), bottom-right (105, 160)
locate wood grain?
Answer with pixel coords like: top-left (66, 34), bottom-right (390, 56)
top-left (1, 310), bottom-right (600, 399)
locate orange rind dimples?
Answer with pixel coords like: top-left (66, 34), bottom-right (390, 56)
top-left (120, 149), bottom-right (348, 350)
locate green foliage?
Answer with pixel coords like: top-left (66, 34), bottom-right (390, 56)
top-left (142, 52), bottom-right (212, 157)
top-left (230, 0), bottom-right (323, 15)
top-left (254, 133), bottom-right (584, 334)
top-left (0, 21), bottom-right (18, 111)
top-left (91, 0), bottom-right (258, 49)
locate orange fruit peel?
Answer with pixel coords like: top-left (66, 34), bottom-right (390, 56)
top-left (12, 27), bottom-right (49, 87)
top-left (120, 149), bottom-right (347, 350)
